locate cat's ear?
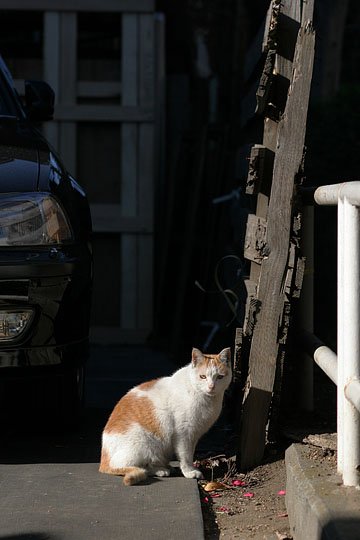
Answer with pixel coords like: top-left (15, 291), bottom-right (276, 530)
top-left (192, 347), bottom-right (204, 367)
top-left (218, 347), bottom-right (231, 365)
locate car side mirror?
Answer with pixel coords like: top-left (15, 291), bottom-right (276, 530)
top-left (24, 80), bottom-right (55, 121)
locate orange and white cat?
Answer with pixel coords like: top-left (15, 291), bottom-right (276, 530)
top-left (99, 347), bottom-right (232, 485)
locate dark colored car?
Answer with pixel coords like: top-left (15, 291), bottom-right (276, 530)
top-left (0, 57), bottom-right (92, 425)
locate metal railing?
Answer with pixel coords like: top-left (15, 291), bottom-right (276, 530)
top-left (313, 181), bottom-right (360, 487)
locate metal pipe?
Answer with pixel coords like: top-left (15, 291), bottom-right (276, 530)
top-left (314, 181), bottom-right (360, 487)
top-left (342, 198), bottom-right (360, 487)
top-left (345, 378), bottom-right (360, 415)
top-left (337, 197), bottom-right (345, 473)
top-left (315, 181), bottom-right (360, 206)
top-left (313, 345), bottom-right (338, 385)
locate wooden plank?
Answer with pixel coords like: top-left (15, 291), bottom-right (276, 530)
top-left (43, 12), bottom-right (60, 94)
top-left (247, 0), bottom-right (302, 285)
top-left (154, 12), bottom-right (166, 216)
top-left (137, 124), bottom-right (154, 330)
top-left (58, 12), bottom-right (77, 175)
top-left (244, 215), bottom-right (268, 264)
top-left (138, 124), bottom-right (154, 223)
top-left (242, 280), bottom-right (260, 337)
top-left (90, 205), bottom-right (152, 234)
top-left (137, 235), bottom-right (154, 330)
top-left (261, 0), bottom-right (275, 52)
top-left (54, 105), bottom-right (153, 122)
top-left (275, 0), bottom-right (301, 95)
top-left (255, 48), bottom-right (276, 116)
top-left (60, 12), bottom-right (77, 104)
top-left (301, 0), bottom-right (315, 24)
top-left (0, 0), bottom-right (155, 12)
top-left (121, 14), bottom-right (138, 331)
top-left (246, 144), bottom-right (274, 195)
top-left (239, 21), bottom-right (315, 470)
top-left (234, 328), bottom-right (243, 382)
top-left (77, 81), bottom-right (121, 99)
top-left (121, 124), bottom-right (138, 330)
top-left (90, 327), bottom-right (150, 344)
top-left (139, 14), bottom-right (155, 108)
top-left (43, 12), bottom-right (60, 149)
top-left (137, 14), bottom-right (155, 331)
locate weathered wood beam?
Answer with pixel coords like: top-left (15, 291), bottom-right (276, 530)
top-left (246, 145), bottom-right (274, 196)
top-left (239, 15), bottom-right (315, 470)
top-left (0, 0), bottom-right (155, 12)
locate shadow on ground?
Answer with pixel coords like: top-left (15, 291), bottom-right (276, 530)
top-left (0, 407), bottom-right (108, 465)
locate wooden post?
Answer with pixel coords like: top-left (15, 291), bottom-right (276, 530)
top-left (237, 0), bottom-right (315, 470)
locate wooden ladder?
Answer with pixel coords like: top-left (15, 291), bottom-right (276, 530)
top-left (236, 0), bottom-right (316, 470)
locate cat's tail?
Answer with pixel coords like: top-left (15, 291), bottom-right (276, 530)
top-left (99, 464), bottom-right (148, 486)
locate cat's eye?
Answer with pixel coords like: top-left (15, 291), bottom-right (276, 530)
top-left (217, 375), bottom-right (224, 379)
top-left (199, 374), bottom-right (206, 379)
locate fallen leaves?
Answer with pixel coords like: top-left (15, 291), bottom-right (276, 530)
top-left (199, 454), bottom-right (292, 539)
top-left (276, 531), bottom-right (292, 540)
top-left (204, 481), bottom-right (228, 492)
top-left (217, 506), bottom-right (232, 514)
top-left (232, 479), bottom-right (246, 487)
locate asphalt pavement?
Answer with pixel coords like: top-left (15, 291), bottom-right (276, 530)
top-left (0, 345), bottom-right (205, 540)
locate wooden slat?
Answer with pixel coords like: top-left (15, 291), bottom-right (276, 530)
top-left (122, 15), bottom-right (138, 104)
top-left (137, 124), bottom-right (154, 329)
top-left (244, 214), bottom-right (267, 264)
top-left (54, 105), bottom-right (153, 122)
top-left (60, 13), bottom-right (77, 105)
top-left (137, 13), bottom-right (155, 331)
top-left (301, 0), bottom-right (315, 24)
top-left (138, 124), bottom-right (154, 223)
top-left (0, 0), bottom-right (155, 12)
top-left (77, 81), bottom-right (122, 99)
top-left (58, 12), bottom-right (77, 176)
top-left (245, 144), bottom-right (274, 195)
top-left (10, 81), bottom-right (121, 103)
top-left (154, 12), bottom-right (166, 206)
top-left (43, 12), bottom-right (60, 149)
top-left (121, 14), bottom-right (138, 331)
top-left (248, 0), bottom-right (302, 297)
top-left (262, 1), bottom-right (275, 52)
top-left (239, 20), bottom-right (315, 470)
top-left (90, 327), bottom-right (150, 344)
top-left (139, 14), bottom-right (155, 108)
top-left (137, 235), bottom-right (153, 329)
top-left (90, 205), bottom-right (152, 234)
top-left (275, 0), bottom-right (301, 82)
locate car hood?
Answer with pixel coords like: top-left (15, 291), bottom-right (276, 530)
top-left (0, 118), bottom-right (44, 193)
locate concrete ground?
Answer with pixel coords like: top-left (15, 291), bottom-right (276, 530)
top-left (285, 443), bottom-right (360, 540)
top-left (0, 345), bottom-right (205, 540)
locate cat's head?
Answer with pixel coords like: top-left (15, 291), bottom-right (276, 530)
top-left (190, 347), bottom-right (232, 397)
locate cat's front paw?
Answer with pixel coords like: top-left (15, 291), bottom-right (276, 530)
top-left (154, 467), bottom-right (171, 477)
top-left (182, 468), bottom-right (204, 480)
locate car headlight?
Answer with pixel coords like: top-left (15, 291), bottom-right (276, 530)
top-left (0, 309), bottom-right (34, 341)
top-left (0, 193), bottom-right (73, 246)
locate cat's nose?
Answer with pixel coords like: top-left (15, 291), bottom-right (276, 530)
top-left (208, 382), bottom-right (215, 390)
